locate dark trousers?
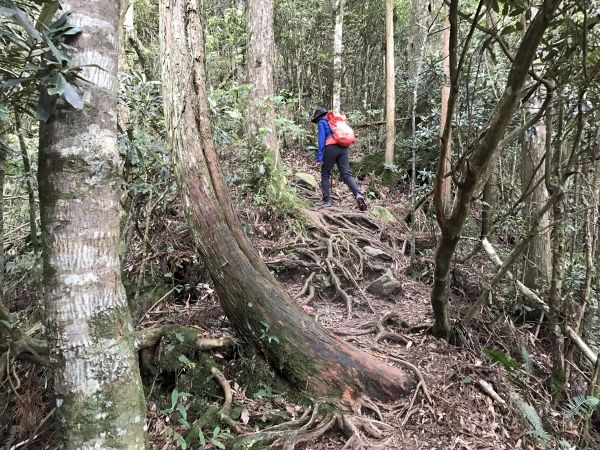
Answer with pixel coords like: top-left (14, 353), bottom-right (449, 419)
top-left (321, 144), bottom-right (363, 201)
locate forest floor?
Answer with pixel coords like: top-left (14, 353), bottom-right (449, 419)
top-left (2, 150), bottom-right (599, 449)
top-left (139, 150), bottom-right (599, 449)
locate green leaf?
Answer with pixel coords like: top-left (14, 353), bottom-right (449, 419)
top-left (35, 1), bottom-right (60, 31)
top-left (170, 389), bottom-right (179, 411)
top-left (12, 4), bottom-right (42, 42)
top-left (212, 439), bottom-right (225, 449)
top-left (176, 402), bottom-right (187, 421)
top-left (47, 73), bottom-right (67, 95)
top-left (213, 426), bottom-right (221, 437)
top-left (172, 431), bottom-right (187, 449)
top-left (44, 35), bottom-right (64, 63)
top-left (175, 333), bottom-right (185, 342)
top-left (63, 83), bottom-right (83, 109)
top-left (178, 354), bottom-right (191, 365)
top-left (198, 429), bottom-right (206, 446)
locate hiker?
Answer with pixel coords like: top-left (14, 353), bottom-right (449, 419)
top-left (311, 107), bottom-right (367, 211)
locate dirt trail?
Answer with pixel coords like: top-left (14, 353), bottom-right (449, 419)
top-left (239, 152), bottom-right (525, 449)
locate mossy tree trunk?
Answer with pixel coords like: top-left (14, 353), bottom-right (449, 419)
top-left (38, 0), bottom-right (147, 447)
top-left (431, 0), bottom-right (562, 339)
top-left (247, 0), bottom-right (279, 167)
top-left (160, 0), bottom-right (412, 401)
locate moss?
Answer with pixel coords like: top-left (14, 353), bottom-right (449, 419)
top-left (350, 151), bottom-right (385, 178)
top-left (550, 374), bottom-right (566, 401)
top-left (58, 369), bottom-right (146, 449)
top-left (156, 325), bottom-right (203, 371)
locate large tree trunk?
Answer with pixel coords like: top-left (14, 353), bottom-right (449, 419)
top-left (519, 7), bottom-right (551, 291)
top-left (430, 0), bottom-right (562, 339)
top-left (383, 0), bottom-right (395, 167)
top-left (38, 1), bottom-right (147, 447)
top-left (160, 0), bottom-right (412, 401)
top-left (332, 0), bottom-right (343, 112)
top-left (520, 114), bottom-right (551, 290)
top-left (247, 0), bottom-right (279, 166)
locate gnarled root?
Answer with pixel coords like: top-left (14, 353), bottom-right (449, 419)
top-left (335, 310), bottom-right (412, 346)
top-left (236, 399), bottom-right (395, 450)
top-left (211, 366), bottom-right (244, 433)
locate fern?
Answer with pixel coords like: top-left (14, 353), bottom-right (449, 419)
top-left (520, 346), bottom-right (533, 375)
top-left (510, 392), bottom-right (550, 448)
top-left (484, 347), bottom-right (518, 372)
top-left (563, 395), bottom-right (599, 421)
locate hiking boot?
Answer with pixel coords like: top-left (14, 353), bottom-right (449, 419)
top-left (314, 199), bottom-right (332, 208)
top-left (356, 195), bottom-right (367, 211)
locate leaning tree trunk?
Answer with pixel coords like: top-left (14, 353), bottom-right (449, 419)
top-left (160, 0), bottom-right (412, 401)
top-left (383, 0), bottom-right (395, 168)
top-left (38, 1), bottom-right (147, 447)
top-left (332, 0), bottom-right (344, 113)
top-left (247, 0), bottom-right (280, 167)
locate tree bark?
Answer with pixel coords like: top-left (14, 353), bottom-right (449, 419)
top-left (439, 14), bottom-right (452, 217)
top-left (0, 144), bottom-right (6, 310)
top-left (430, 0), bottom-right (562, 339)
top-left (38, 1), bottom-right (147, 447)
top-left (247, 0), bottom-right (280, 166)
top-left (480, 170), bottom-right (496, 238)
top-left (383, 0), bottom-right (395, 167)
top-left (160, 0), bottom-right (413, 401)
top-left (332, 0), bottom-right (344, 112)
top-left (519, 6), bottom-right (551, 291)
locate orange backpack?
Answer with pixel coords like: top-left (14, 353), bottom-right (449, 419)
top-left (325, 112), bottom-right (356, 147)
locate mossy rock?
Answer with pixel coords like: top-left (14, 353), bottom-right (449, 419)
top-left (371, 205), bottom-right (397, 222)
top-left (294, 172), bottom-right (318, 190)
top-left (350, 151), bottom-right (410, 186)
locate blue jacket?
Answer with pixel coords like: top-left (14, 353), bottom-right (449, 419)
top-left (317, 118), bottom-right (334, 162)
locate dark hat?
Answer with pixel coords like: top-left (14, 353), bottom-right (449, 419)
top-left (311, 107), bottom-right (328, 123)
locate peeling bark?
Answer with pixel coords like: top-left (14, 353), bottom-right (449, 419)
top-left (38, 1), bottom-right (147, 447)
top-left (160, 0), bottom-right (413, 401)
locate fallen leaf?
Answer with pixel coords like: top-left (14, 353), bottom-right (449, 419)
top-left (241, 409), bottom-right (250, 425)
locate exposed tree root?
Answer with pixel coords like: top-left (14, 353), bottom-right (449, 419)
top-left (236, 398), bottom-right (395, 450)
top-left (211, 366), bottom-right (244, 433)
top-left (334, 311), bottom-right (412, 346)
top-left (387, 356), bottom-right (433, 404)
top-left (265, 207), bottom-right (412, 318)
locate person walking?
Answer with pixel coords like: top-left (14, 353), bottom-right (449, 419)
top-left (311, 107), bottom-right (367, 210)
